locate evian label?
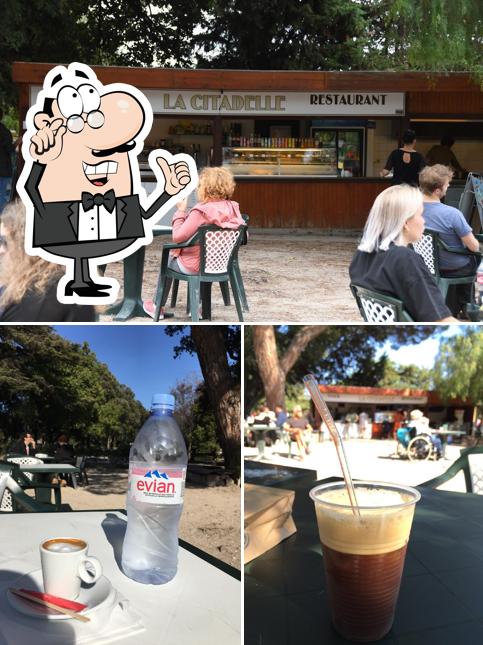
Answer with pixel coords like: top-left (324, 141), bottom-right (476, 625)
top-left (129, 465), bottom-right (186, 504)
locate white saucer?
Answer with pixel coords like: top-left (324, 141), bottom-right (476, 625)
top-left (7, 569), bottom-right (116, 621)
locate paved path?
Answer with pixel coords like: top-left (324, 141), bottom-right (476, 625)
top-left (244, 438), bottom-right (467, 492)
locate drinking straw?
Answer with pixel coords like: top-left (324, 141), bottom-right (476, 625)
top-left (303, 374), bottom-right (360, 518)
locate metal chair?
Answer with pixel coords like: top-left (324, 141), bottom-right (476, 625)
top-left (412, 228), bottom-right (482, 301)
top-left (154, 224), bottom-right (247, 322)
top-left (350, 284), bottom-right (414, 322)
top-left (420, 446), bottom-right (483, 494)
top-left (166, 215), bottom-right (250, 316)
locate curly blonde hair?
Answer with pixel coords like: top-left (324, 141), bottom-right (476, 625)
top-left (0, 201), bottom-right (63, 308)
top-left (197, 167), bottom-right (235, 202)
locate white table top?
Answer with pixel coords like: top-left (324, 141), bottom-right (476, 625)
top-left (0, 510), bottom-right (240, 645)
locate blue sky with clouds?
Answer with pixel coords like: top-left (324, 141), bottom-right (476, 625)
top-left (378, 325), bottom-right (464, 369)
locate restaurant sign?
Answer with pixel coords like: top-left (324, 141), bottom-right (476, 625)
top-left (321, 393), bottom-right (428, 405)
top-left (143, 90), bottom-right (405, 116)
top-left (30, 86), bottom-right (405, 116)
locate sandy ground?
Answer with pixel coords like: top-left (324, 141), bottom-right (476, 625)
top-left (100, 230), bottom-right (361, 322)
top-left (54, 467), bottom-right (241, 570)
top-left (245, 437), bottom-right (468, 492)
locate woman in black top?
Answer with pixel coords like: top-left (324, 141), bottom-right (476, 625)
top-left (349, 184), bottom-right (456, 322)
top-left (380, 129), bottom-right (426, 186)
top-left (0, 202), bottom-right (96, 322)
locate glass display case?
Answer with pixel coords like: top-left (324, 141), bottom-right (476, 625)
top-left (222, 147), bottom-right (337, 177)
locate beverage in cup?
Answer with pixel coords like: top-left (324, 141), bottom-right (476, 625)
top-left (40, 537), bottom-right (102, 600)
top-left (309, 481), bottom-right (420, 642)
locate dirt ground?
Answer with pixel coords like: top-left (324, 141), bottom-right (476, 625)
top-left (100, 230), bottom-right (361, 322)
top-left (57, 467), bottom-right (241, 570)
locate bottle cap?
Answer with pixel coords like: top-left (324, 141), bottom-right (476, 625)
top-left (151, 393), bottom-right (175, 409)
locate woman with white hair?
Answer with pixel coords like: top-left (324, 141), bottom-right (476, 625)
top-left (349, 184), bottom-right (456, 322)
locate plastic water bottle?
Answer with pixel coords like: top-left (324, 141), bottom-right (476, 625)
top-left (121, 393), bottom-right (187, 584)
top-left (476, 260), bottom-right (483, 307)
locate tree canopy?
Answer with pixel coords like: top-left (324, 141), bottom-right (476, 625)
top-left (165, 325), bottom-right (240, 477)
top-left (2, 0), bottom-right (481, 112)
top-left (0, 326), bottom-right (147, 453)
top-left (246, 325), bottom-right (440, 412)
top-left (433, 328), bottom-right (483, 406)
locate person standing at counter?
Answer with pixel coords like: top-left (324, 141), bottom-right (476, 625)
top-left (419, 164), bottom-right (480, 317)
top-left (380, 129), bottom-right (426, 186)
top-left (426, 134), bottom-right (466, 177)
top-left (349, 184), bottom-right (456, 322)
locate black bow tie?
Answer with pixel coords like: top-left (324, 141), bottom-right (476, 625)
top-left (81, 189), bottom-right (116, 213)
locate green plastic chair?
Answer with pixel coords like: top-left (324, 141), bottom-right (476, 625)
top-left (0, 462), bottom-right (56, 512)
top-left (413, 228), bottom-right (482, 301)
top-left (350, 284), bottom-right (414, 322)
top-left (168, 214), bottom-right (250, 314)
top-left (420, 446), bottom-right (483, 494)
top-left (6, 457), bottom-right (63, 509)
top-left (154, 224), bottom-right (248, 322)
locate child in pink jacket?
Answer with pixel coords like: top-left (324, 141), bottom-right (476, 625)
top-left (144, 167), bottom-right (245, 317)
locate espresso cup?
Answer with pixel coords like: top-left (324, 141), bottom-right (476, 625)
top-left (40, 537), bottom-right (102, 600)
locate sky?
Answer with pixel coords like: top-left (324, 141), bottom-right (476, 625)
top-left (53, 325), bottom-right (202, 409)
top-left (379, 325), bottom-right (463, 369)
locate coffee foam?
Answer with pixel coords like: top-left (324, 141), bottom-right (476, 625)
top-left (43, 538), bottom-right (86, 553)
top-left (313, 486), bottom-right (417, 555)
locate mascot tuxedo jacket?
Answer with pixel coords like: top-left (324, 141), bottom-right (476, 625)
top-left (25, 162), bottom-right (171, 247)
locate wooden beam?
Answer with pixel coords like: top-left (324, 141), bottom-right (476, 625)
top-left (12, 62), bottom-right (481, 93)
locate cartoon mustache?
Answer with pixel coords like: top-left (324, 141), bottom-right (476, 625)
top-left (91, 141), bottom-right (136, 157)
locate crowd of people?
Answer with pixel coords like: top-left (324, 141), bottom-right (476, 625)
top-left (245, 402), bottom-right (465, 462)
top-left (351, 130), bottom-right (477, 321)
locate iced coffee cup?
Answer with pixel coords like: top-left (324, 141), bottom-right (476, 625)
top-left (309, 480), bottom-right (420, 642)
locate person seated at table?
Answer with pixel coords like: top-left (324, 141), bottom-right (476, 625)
top-left (52, 434), bottom-right (76, 465)
top-left (51, 433), bottom-right (76, 486)
top-left (143, 167), bottom-right (245, 317)
top-left (419, 164), bottom-right (480, 318)
top-left (10, 431), bottom-right (36, 456)
top-left (283, 405), bottom-right (312, 459)
top-left (409, 409), bottom-right (442, 458)
top-left (0, 201), bottom-right (96, 322)
top-left (349, 184), bottom-right (457, 322)
top-left (273, 404), bottom-right (288, 442)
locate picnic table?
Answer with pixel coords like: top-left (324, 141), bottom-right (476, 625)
top-left (245, 424), bottom-right (277, 460)
top-left (107, 225), bottom-right (172, 321)
top-left (18, 463), bottom-right (80, 503)
top-left (245, 460), bottom-right (483, 645)
top-left (0, 509), bottom-right (240, 645)
top-left (431, 428), bottom-right (467, 458)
